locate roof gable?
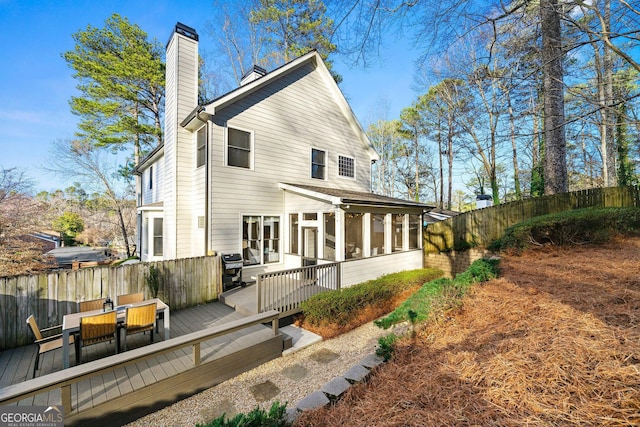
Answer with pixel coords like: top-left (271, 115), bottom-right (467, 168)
top-left (190, 51), bottom-right (378, 161)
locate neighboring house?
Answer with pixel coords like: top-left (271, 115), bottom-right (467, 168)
top-left (45, 247), bottom-right (114, 269)
top-left (27, 231), bottom-right (62, 252)
top-left (423, 208), bottom-right (460, 225)
top-left (135, 23), bottom-right (433, 284)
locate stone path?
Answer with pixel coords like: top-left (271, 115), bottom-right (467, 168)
top-left (127, 322), bottom-right (396, 426)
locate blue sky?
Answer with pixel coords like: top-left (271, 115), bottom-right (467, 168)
top-left (0, 0), bottom-right (419, 192)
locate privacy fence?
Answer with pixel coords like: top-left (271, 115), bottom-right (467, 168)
top-left (0, 256), bottom-right (221, 350)
top-left (424, 186), bottom-right (640, 253)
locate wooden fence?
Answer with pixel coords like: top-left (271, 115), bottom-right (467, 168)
top-left (0, 255), bottom-right (221, 350)
top-left (424, 186), bottom-right (640, 253)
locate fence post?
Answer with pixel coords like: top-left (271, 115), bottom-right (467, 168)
top-left (256, 275), bottom-right (262, 314)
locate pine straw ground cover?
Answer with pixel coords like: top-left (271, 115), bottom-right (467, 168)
top-left (294, 236), bottom-right (640, 426)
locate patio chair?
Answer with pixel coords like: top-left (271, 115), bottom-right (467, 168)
top-left (77, 310), bottom-right (118, 364)
top-left (79, 298), bottom-right (107, 312)
top-left (27, 315), bottom-right (77, 378)
top-left (116, 292), bottom-right (144, 306)
top-left (121, 301), bottom-right (156, 351)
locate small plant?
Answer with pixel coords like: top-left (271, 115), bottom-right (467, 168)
top-left (145, 265), bottom-right (161, 298)
top-left (408, 309), bottom-right (418, 338)
top-left (376, 333), bottom-right (398, 361)
top-left (197, 401), bottom-right (289, 427)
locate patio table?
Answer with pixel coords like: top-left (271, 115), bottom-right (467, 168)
top-left (62, 298), bottom-right (170, 369)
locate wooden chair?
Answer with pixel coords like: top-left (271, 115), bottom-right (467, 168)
top-left (116, 292), bottom-right (144, 306)
top-left (122, 302), bottom-right (156, 351)
top-left (26, 315), bottom-right (76, 378)
top-left (77, 311), bottom-right (118, 364)
top-left (79, 298), bottom-right (107, 312)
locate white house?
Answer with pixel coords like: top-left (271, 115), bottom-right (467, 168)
top-left (135, 23), bottom-right (433, 285)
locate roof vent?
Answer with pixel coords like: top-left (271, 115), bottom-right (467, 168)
top-left (240, 65), bottom-right (267, 86)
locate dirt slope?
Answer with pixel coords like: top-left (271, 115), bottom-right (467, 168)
top-left (295, 236), bottom-right (640, 426)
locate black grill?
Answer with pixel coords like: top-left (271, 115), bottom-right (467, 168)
top-left (222, 253), bottom-right (245, 291)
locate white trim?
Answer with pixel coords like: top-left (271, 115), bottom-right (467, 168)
top-left (337, 153), bottom-right (356, 180)
top-left (224, 125), bottom-right (254, 170)
top-left (239, 214), bottom-right (283, 266)
top-left (279, 183), bottom-right (342, 205)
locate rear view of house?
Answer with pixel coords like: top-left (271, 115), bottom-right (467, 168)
top-left (135, 23), bottom-right (432, 285)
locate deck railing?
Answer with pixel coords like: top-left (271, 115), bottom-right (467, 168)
top-left (256, 263), bottom-right (341, 316)
top-left (0, 310), bottom-right (280, 421)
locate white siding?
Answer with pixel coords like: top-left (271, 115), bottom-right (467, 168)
top-left (341, 250), bottom-right (424, 287)
top-left (165, 30), bottom-right (199, 260)
top-left (141, 155), bottom-right (164, 205)
top-left (208, 62), bottom-right (374, 257)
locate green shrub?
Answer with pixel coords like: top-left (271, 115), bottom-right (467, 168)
top-left (376, 333), bottom-right (398, 361)
top-left (490, 207), bottom-right (640, 252)
top-left (375, 258), bottom-right (499, 330)
top-left (197, 401), bottom-right (289, 427)
top-left (300, 268), bottom-right (443, 327)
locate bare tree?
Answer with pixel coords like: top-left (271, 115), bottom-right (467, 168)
top-left (0, 168), bottom-right (50, 276)
top-left (45, 140), bottom-right (136, 257)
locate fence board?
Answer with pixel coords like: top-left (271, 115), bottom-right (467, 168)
top-left (0, 256), bottom-right (221, 350)
top-left (425, 186), bottom-right (640, 253)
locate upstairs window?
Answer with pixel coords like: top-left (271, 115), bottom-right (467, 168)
top-left (227, 128), bottom-right (252, 169)
top-left (148, 166), bottom-right (153, 189)
top-left (338, 155), bottom-right (355, 178)
top-left (311, 148), bottom-right (326, 179)
top-left (196, 126), bottom-right (206, 168)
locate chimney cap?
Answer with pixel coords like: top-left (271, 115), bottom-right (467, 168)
top-left (174, 22), bottom-right (198, 42)
top-left (241, 65), bottom-right (267, 81)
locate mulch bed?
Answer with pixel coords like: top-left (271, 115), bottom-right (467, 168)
top-left (294, 236), bottom-right (640, 426)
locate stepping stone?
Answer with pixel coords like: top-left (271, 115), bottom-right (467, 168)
top-left (200, 398), bottom-right (236, 423)
top-left (344, 364), bottom-right (370, 383)
top-left (296, 390), bottom-right (330, 412)
top-left (250, 380), bottom-right (281, 402)
top-left (321, 377), bottom-right (351, 399)
top-left (282, 363), bottom-right (308, 380)
top-left (309, 348), bottom-right (340, 364)
top-left (359, 353), bottom-right (384, 369)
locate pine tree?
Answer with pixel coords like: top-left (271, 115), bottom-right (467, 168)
top-left (63, 14), bottom-right (165, 167)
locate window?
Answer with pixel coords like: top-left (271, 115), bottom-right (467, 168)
top-left (311, 148), bottom-right (326, 179)
top-left (153, 218), bottom-right (163, 257)
top-left (148, 166), bottom-right (153, 190)
top-left (371, 214), bottom-right (385, 256)
top-left (196, 126), bottom-right (206, 168)
top-left (290, 214), bottom-right (299, 254)
top-left (338, 155), bottom-right (355, 178)
top-left (324, 213), bottom-right (335, 260)
top-left (409, 214), bottom-right (421, 249)
top-left (263, 216), bottom-right (280, 263)
top-left (242, 215), bottom-right (280, 265)
top-left (303, 213), bottom-right (317, 221)
top-left (392, 214), bottom-right (404, 252)
top-left (227, 128), bottom-right (251, 168)
top-left (345, 213), bottom-right (364, 259)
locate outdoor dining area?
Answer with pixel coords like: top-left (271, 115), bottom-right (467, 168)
top-left (26, 292), bottom-right (170, 374)
top-left (1, 298), bottom-right (282, 426)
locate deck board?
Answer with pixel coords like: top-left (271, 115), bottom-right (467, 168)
top-left (0, 300), bottom-right (279, 424)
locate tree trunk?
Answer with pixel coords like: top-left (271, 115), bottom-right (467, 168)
top-left (540, 0), bottom-right (568, 194)
top-left (507, 92), bottom-right (522, 199)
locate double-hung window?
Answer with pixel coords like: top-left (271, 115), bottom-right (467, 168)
top-left (242, 215), bottom-right (281, 265)
top-left (196, 126), bottom-right (206, 168)
top-left (227, 128), bottom-right (252, 169)
top-left (311, 148), bottom-right (326, 179)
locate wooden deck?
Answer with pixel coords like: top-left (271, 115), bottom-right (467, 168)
top-left (0, 301), bottom-right (280, 425)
